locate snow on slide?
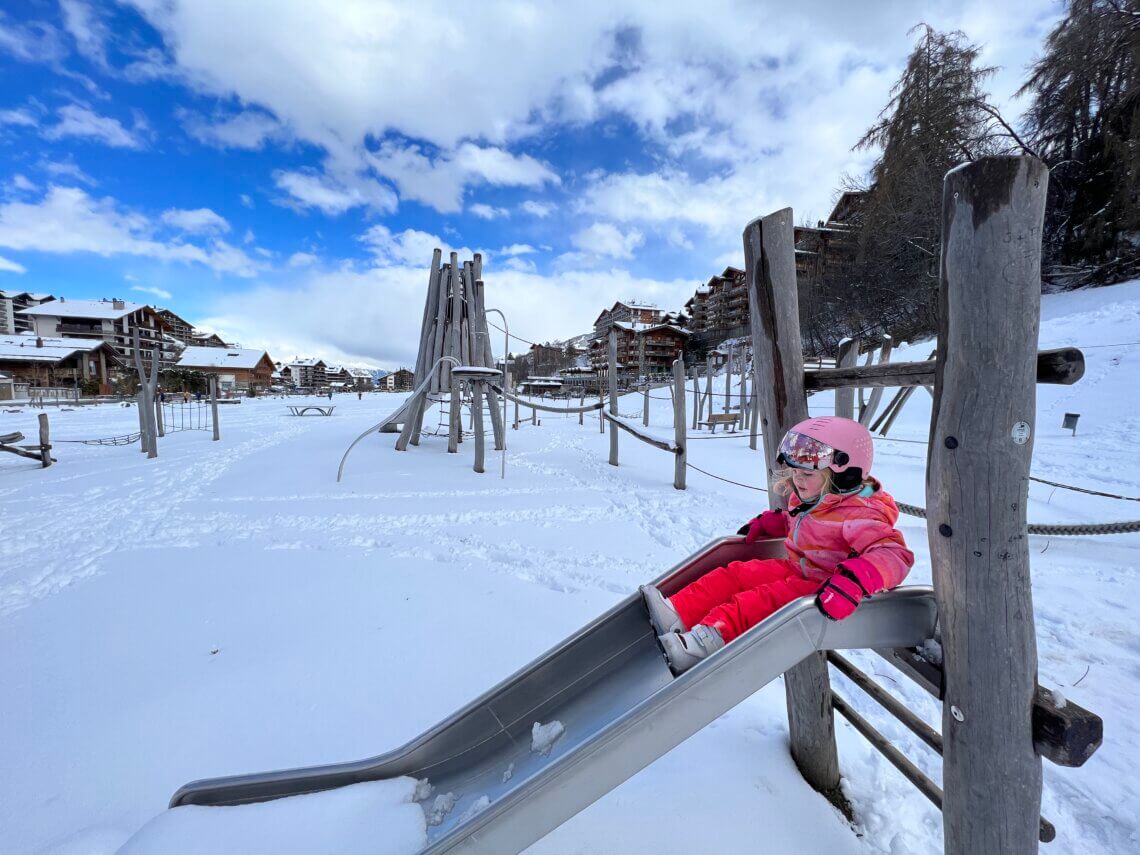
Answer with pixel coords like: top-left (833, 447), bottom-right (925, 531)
top-left (119, 778), bottom-right (426, 855)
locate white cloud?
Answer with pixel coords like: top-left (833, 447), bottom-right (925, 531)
top-left (44, 104), bottom-right (143, 149)
top-left (287, 251), bottom-right (318, 268)
top-left (0, 15), bottom-right (67, 64)
top-left (0, 254), bottom-right (26, 274)
top-left (0, 185), bottom-right (260, 277)
top-left (357, 224), bottom-right (474, 268)
top-left (500, 244), bottom-right (537, 256)
top-left (240, 194), bottom-right (254, 208)
top-left (179, 108), bottom-right (285, 150)
top-left (130, 284), bottom-right (172, 300)
top-left (0, 108), bottom-right (37, 128)
top-left (160, 207), bottom-right (230, 234)
top-left (8, 174), bottom-right (37, 193)
top-left (571, 222), bottom-right (644, 260)
top-left (60, 0), bottom-right (109, 67)
top-left (365, 141), bottom-right (559, 214)
top-left (274, 168), bottom-right (396, 215)
top-left (243, 228), bottom-right (255, 244)
top-left (39, 158), bottom-right (97, 185)
top-left (503, 256), bottom-right (536, 273)
top-left (470, 203), bottom-right (509, 220)
top-left (520, 200), bottom-right (555, 218)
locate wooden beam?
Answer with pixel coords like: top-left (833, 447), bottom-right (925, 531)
top-left (673, 358), bottom-right (685, 490)
top-left (805, 347), bottom-right (1084, 391)
top-left (608, 328), bottom-right (618, 466)
top-left (929, 155), bottom-right (1048, 855)
top-left (834, 337), bottom-right (858, 418)
top-left (603, 412), bottom-right (677, 453)
top-left (745, 208), bottom-right (840, 797)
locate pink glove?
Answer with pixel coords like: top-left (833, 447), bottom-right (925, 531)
top-left (816, 558), bottom-right (885, 621)
top-left (739, 510), bottom-right (789, 543)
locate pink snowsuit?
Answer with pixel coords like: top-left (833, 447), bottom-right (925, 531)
top-left (671, 479), bottom-right (914, 642)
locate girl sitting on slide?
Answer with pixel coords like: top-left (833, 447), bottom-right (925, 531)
top-left (641, 416), bottom-right (914, 674)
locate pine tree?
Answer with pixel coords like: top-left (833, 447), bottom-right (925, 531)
top-left (1017, 0), bottom-right (1140, 285)
top-left (842, 26), bottom-right (1011, 341)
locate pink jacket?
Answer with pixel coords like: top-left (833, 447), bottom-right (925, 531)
top-left (780, 478), bottom-right (914, 588)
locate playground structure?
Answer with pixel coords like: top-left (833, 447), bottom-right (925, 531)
top-left (132, 329), bottom-right (221, 459)
top-left (0, 413), bottom-right (53, 467)
top-left (184, 157), bottom-right (1107, 854)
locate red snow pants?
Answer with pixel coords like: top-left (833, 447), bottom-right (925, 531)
top-left (669, 558), bottom-right (819, 643)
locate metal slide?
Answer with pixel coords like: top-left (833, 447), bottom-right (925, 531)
top-left (170, 537), bottom-right (938, 854)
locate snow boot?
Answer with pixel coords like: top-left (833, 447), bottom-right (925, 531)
top-left (640, 584), bottom-right (685, 636)
top-left (658, 624), bottom-right (725, 675)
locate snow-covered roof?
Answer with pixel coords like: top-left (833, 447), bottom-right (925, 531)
top-left (290, 357), bottom-right (326, 367)
top-left (0, 334), bottom-right (115, 363)
top-left (1, 290), bottom-right (54, 301)
top-left (347, 368), bottom-right (373, 378)
top-left (521, 379), bottom-right (561, 387)
top-left (18, 298), bottom-right (148, 320)
top-left (612, 321), bottom-right (690, 336)
top-left (176, 347), bottom-right (271, 370)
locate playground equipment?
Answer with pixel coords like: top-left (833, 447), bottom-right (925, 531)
top-left (746, 156), bottom-right (1098, 854)
top-left (168, 537), bottom-right (939, 853)
top-left (0, 413), bottom-right (53, 467)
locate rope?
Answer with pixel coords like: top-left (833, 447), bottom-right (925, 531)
top-left (894, 501), bottom-right (1140, 535)
top-left (57, 432), bottom-right (141, 446)
top-left (1028, 476), bottom-right (1140, 502)
top-left (685, 462), bottom-right (768, 492)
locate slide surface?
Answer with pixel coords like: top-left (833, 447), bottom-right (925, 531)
top-left (170, 537), bottom-right (938, 854)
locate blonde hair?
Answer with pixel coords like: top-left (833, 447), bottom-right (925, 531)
top-left (771, 466), bottom-right (832, 498)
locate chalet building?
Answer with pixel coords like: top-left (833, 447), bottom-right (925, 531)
top-left (0, 370), bottom-right (13, 401)
top-left (190, 331), bottom-right (228, 348)
top-left (382, 368), bottom-right (414, 391)
top-left (0, 334), bottom-right (122, 393)
top-left (793, 190), bottom-right (865, 295)
top-left (175, 346), bottom-right (275, 393)
top-left (347, 368), bottom-right (374, 390)
top-left (588, 321), bottom-right (689, 378)
top-left (591, 301), bottom-right (664, 342)
top-left (287, 358), bottom-right (327, 387)
top-left (18, 297), bottom-right (172, 367)
top-left (519, 377), bottom-right (563, 395)
top-left (324, 365), bottom-right (352, 385)
top-left (0, 291), bottom-right (55, 335)
top-left (155, 308), bottom-right (194, 343)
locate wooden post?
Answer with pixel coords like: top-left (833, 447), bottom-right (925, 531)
top-left (745, 208), bottom-right (840, 797)
top-left (38, 413), bottom-right (51, 468)
top-left (834, 338), bottom-right (858, 419)
top-left (597, 371), bottom-right (604, 434)
top-left (473, 279), bottom-right (505, 451)
top-left (155, 395), bottom-right (165, 438)
top-left (738, 348), bottom-right (747, 428)
top-left (397, 248), bottom-right (442, 451)
top-left (608, 329), bottom-right (619, 466)
top-left (447, 256), bottom-right (462, 454)
top-left (930, 156), bottom-right (1047, 855)
top-left (638, 333), bottom-right (645, 384)
top-left (673, 358), bottom-right (685, 490)
top-left (724, 344), bottom-right (732, 414)
top-left (209, 375), bottom-right (220, 441)
top-left (579, 388), bottom-right (585, 426)
top-left (513, 399), bottom-right (519, 430)
top-left (704, 354), bottom-right (712, 419)
top-left (859, 335), bottom-right (893, 427)
top-left (472, 381), bottom-right (485, 473)
top-left (691, 366), bottom-right (699, 430)
top-left (750, 373), bottom-right (761, 451)
top-left (643, 385), bottom-right (649, 427)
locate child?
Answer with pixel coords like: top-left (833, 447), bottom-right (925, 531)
top-left (641, 416), bottom-right (914, 674)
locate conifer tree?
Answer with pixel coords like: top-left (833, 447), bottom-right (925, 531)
top-left (1017, 0), bottom-right (1139, 285)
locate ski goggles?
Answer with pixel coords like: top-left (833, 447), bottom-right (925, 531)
top-left (777, 431), bottom-right (837, 471)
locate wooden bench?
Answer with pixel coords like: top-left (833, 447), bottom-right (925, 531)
top-left (700, 412), bottom-right (740, 433)
top-left (287, 405), bottom-right (335, 417)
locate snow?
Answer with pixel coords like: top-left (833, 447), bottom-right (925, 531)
top-left (17, 297), bottom-right (146, 320)
top-left (118, 778), bottom-right (425, 855)
top-left (531, 720), bottom-right (566, 756)
top-left (1, 281), bottom-right (1138, 854)
top-left (176, 345), bottom-right (270, 370)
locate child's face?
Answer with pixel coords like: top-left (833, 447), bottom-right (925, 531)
top-left (791, 467), bottom-right (826, 499)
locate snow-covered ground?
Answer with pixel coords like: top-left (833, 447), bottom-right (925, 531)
top-left (2, 281), bottom-right (1138, 854)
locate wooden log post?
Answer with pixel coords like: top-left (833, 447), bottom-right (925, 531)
top-left (608, 329), bottom-right (619, 466)
top-left (472, 381), bottom-right (485, 474)
top-left (447, 257), bottom-right (462, 454)
top-left (397, 249), bottom-right (442, 451)
top-left (673, 358), bottom-right (685, 490)
top-left (38, 413), bottom-right (51, 468)
top-left (724, 344), bottom-right (732, 415)
top-left (929, 156), bottom-right (1048, 855)
top-left (691, 366), bottom-right (699, 430)
top-left (597, 371), bottom-right (605, 434)
top-left (643, 384), bottom-right (650, 427)
top-left (834, 337), bottom-right (858, 419)
top-left (745, 207), bottom-right (840, 797)
top-left (738, 349), bottom-right (747, 429)
top-left (155, 395), bottom-right (165, 438)
top-left (704, 354), bottom-right (712, 419)
top-left (473, 279), bottom-right (505, 451)
top-left (209, 375), bottom-right (220, 441)
top-left (859, 335), bottom-right (893, 427)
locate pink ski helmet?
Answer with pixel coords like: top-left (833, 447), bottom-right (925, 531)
top-left (777, 416), bottom-right (874, 479)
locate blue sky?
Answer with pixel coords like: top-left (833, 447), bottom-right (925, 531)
top-left (0, 0), bottom-right (1062, 369)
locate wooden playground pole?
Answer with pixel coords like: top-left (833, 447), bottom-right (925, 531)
top-left (859, 335), bottom-right (893, 427)
top-left (209, 375), bottom-right (220, 441)
top-left (608, 329), bottom-right (619, 466)
top-left (724, 344), bottom-right (732, 415)
top-left (745, 207), bottom-right (840, 797)
top-left (448, 257), bottom-right (462, 453)
top-left (398, 248), bottom-right (442, 451)
top-left (597, 371), bottom-right (604, 434)
top-left (672, 358), bottom-right (685, 490)
top-left (834, 338), bottom-right (858, 419)
top-left (691, 366), bottom-right (698, 430)
top-left (643, 385), bottom-right (649, 427)
top-left (38, 413), bottom-right (51, 468)
top-left (472, 380), bottom-right (485, 474)
top-left (929, 156), bottom-right (1048, 855)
